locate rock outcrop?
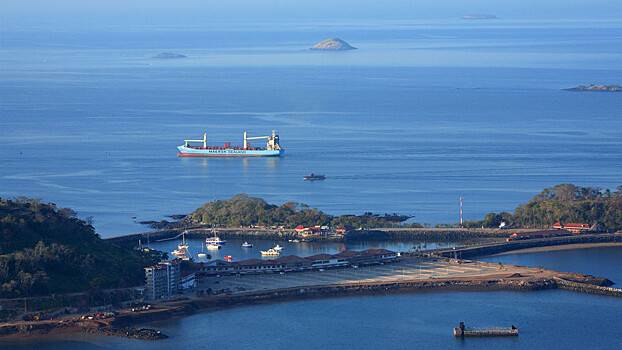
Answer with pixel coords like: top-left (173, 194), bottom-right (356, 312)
top-left (310, 38), bottom-right (356, 51)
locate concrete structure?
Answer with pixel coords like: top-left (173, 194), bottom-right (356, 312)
top-left (144, 260), bottom-right (181, 300)
top-left (201, 249), bottom-right (398, 276)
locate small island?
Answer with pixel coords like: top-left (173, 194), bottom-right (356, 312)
top-left (310, 38), bottom-right (357, 51)
top-left (462, 14), bottom-right (498, 20)
top-left (152, 52), bottom-right (187, 59)
top-left (564, 84), bottom-right (621, 92)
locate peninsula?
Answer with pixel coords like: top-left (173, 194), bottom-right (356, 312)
top-left (310, 38), bottom-right (357, 51)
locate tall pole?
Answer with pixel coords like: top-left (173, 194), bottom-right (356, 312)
top-left (459, 196), bottom-right (463, 228)
top-left (243, 130), bottom-right (247, 149)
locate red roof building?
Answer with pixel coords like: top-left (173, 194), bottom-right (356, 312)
top-left (552, 222), bottom-right (591, 234)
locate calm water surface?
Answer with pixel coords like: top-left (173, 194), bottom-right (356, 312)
top-left (149, 237), bottom-right (457, 262)
top-left (1, 19), bottom-right (622, 236)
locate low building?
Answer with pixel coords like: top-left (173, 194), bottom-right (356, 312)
top-left (552, 222), bottom-right (591, 234)
top-left (507, 229), bottom-right (572, 241)
top-left (201, 249), bottom-right (398, 276)
top-left (144, 260), bottom-right (181, 300)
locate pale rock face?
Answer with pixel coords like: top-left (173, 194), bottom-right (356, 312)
top-left (310, 38), bottom-right (357, 51)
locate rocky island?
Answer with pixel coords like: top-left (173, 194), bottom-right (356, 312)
top-left (564, 84), bottom-right (621, 92)
top-left (310, 38), bottom-right (357, 51)
top-left (153, 52), bottom-right (187, 59)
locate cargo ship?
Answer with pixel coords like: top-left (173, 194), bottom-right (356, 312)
top-left (177, 130), bottom-right (283, 157)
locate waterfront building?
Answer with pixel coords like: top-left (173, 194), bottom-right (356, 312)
top-left (552, 222), bottom-right (592, 234)
top-left (201, 249), bottom-right (398, 276)
top-left (144, 260), bottom-right (181, 300)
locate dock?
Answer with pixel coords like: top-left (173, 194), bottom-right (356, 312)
top-left (453, 322), bottom-right (518, 337)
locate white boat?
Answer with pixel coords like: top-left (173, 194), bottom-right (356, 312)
top-left (241, 242), bottom-right (253, 248)
top-left (206, 243), bottom-right (221, 250)
top-left (197, 244), bottom-right (208, 259)
top-left (205, 236), bottom-right (226, 246)
top-left (272, 244), bottom-right (283, 251)
top-left (260, 248), bottom-right (281, 256)
top-left (288, 239), bottom-right (300, 243)
top-left (171, 232), bottom-right (190, 260)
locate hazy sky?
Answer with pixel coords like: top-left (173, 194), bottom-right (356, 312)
top-left (3, 0), bottom-right (622, 29)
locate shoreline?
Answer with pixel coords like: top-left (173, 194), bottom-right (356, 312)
top-left (2, 263), bottom-right (620, 341)
top-left (491, 242), bottom-right (622, 256)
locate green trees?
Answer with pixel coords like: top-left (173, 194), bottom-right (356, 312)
top-left (189, 194), bottom-right (410, 228)
top-left (0, 198), bottom-right (162, 298)
top-left (475, 184), bottom-right (622, 231)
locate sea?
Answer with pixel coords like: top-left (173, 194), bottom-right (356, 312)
top-left (1, 19), bottom-right (622, 236)
top-left (1, 18), bottom-right (622, 349)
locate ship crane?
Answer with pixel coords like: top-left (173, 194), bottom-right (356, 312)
top-left (243, 130), bottom-right (281, 150)
top-left (184, 132), bottom-right (207, 148)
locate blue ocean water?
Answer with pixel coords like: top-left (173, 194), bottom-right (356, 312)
top-left (1, 19), bottom-right (621, 237)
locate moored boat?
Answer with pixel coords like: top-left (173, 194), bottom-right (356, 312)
top-left (206, 243), bottom-right (221, 250)
top-left (241, 242), bottom-right (253, 248)
top-left (260, 248), bottom-right (281, 256)
top-left (205, 236), bottom-right (226, 246)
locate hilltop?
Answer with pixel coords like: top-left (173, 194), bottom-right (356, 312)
top-left (462, 184), bottom-right (622, 231)
top-left (187, 194), bottom-right (409, 228)
top-left (310, 38), bottom-right (357, 51)
top-left (0, 198), bottom-right (163, 298)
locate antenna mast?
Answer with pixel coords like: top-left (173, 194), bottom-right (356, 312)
top-left (459, 196), bottom-right (464, 227)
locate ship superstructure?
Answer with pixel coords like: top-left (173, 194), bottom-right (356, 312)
top-left (177, 130), bottom-right (283, 157)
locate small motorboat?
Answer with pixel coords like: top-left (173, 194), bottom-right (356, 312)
top-left (288, 239), bottom-right (300, 243)
top-left (272, 244), bottom-right (283, 251)
top-left (206, 243), bottom-right (221, 250)
top-left (197, 244), bottom-right (209, 259)
top-left (241, 242), bottom-right (253, 248)
top-left (303, 173), bottom-right (326, 181)
top-left (224, 255), bottom-right (233, 262)
top-left (205, 236), bottom-right (226, 245)
top-left (260, 248), bottom-right (281, 256)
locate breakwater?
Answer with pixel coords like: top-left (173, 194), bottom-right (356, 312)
top-left (105, 226), bottom-right (523, 247)
top-left (433, 233), bottom-right (622, 259)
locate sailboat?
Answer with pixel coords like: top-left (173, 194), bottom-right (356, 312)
top-left (197, 242), bottom-right (208, 259)
top-left (171, 231), bottom-right (190, 260)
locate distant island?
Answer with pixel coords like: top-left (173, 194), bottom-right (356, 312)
top-left (310, 38), bottom-right (357, 51)
top-left (153, 52), bottom-right (187, 59)
top-left (462, 14), bottom-right (498, 20)
top-left (564, 84), bottom-right (621, 92)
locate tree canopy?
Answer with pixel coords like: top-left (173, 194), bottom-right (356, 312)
top-left (188, 194), bottom-right (411, 228)
top-left (0, 198), bottom-right (162, 298)
top-left (464, 184), bottom-right (622, 231)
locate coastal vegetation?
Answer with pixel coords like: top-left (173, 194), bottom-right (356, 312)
top-left (188, 194), bottom-right (411, 229)
top-left (0, 198), bottom-right (163, 298)
top-left (464, 184), bottom-right (622, 231)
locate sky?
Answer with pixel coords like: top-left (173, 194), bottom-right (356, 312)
top-left (2, 0), bottom-right (622, 29)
